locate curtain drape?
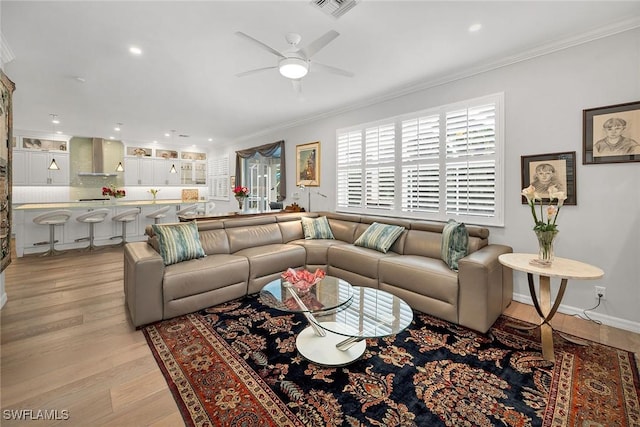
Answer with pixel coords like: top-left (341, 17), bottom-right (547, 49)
top-left (235, 140), bottom-right (286, 202)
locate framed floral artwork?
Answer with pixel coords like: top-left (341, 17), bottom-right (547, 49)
top-left (521, 151), bottom-right (576, 206)
top-left (583, 100), bottom-right (640, 164)
top-left (296, 141), bottom-right (320, 187)
top-left (0, 70), bottom-right (15, 273)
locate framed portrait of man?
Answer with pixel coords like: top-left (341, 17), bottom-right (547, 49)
top-left (583, 100), bottom-right (640, 164)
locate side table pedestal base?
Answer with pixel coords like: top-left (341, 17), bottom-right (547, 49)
top-left (296, 322), bottom-right (366, 367)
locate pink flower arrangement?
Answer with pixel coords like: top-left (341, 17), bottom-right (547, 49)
top-left (233, 186), bottom-right (249, 197)
top-left (102, 185), bottom-right (126, 198)
top-left (281, 268), bottom-right (326, 293)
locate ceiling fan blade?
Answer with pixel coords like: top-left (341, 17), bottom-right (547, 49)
top-left (236, 66), bottom-right (277, 77)
top-left (301, 30), bottom-right (340, 58)
top-left (312, 62), bottom-right (354, 78)
top-left (292, 79), bottom-right (302, 93)
top-left (235, 31), bottom-right (286, 59)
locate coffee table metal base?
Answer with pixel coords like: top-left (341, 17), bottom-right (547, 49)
top-left (296, 322), bottom-right (366, 367)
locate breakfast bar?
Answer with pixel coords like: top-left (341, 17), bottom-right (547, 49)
top-left (13, 199), bottom-right (202, 257)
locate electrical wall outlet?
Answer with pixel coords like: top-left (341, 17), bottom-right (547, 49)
top-left (595, 286), bottom-right (606, 300)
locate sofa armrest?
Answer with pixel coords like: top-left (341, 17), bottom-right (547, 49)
top-left (124, 242), bottom-right (165, 328)
top-left (457, 244), bottom-right (513, 333)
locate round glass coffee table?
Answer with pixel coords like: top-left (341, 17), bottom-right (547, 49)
top-left (301, 287), bottom-right (414, 366)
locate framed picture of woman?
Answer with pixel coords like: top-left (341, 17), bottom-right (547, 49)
top-left (296, 141), bottom-right (320, 187)
top-left (521, 151), bottom-right (577, 205)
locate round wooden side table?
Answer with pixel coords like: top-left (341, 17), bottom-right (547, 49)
top-left (498, 253), bottom-right (604, 362)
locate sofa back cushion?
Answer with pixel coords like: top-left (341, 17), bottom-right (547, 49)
top-left (198, 229), bottom-right (231, 255)
top-left (278, 220), bottom-right (304, 243)
top-left (327, 219), bottom-right (359, 243)
top-left (226, 223), bottom-right (283, 253)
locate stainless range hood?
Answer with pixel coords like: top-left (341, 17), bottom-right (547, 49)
top-left (77, 138), bottom-right (118, 177)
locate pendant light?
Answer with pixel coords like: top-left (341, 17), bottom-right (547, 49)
top-left (48, 158), bottom-right (59, 170)
top-left (48, 114), bottom-right (60, 170)
top-left (114, 123), bottom-right (125, 172)
top-left (169, 130), bottom-right (177, 173)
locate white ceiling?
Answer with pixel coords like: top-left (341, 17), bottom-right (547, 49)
top-left (3, 1), bottom-right (640, 148)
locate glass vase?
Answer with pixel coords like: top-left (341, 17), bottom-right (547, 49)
top-left (534, 229), bottom-right (558, 266)
top-left (235, 195), bottom-right (245, 211)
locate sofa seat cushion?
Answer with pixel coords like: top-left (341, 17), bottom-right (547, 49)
top-left (163, 254), bottom-right (249, 302)
top-left (291, 239), bottom-right (349, 266)
top-left (328, 244), bottom-right (397, 280)
top-left (378, 255), bottom-right (458, 305)
top-left (234, 244), bottom-right (306, 279)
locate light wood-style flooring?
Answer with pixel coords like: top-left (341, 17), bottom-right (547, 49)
top-left (1, 245), bottom-right (639, 426)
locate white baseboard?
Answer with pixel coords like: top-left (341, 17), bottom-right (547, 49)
top-left (513, 292), bottom-right (640, 334)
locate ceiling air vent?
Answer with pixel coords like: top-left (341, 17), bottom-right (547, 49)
top-left (310, 0), bottom-right (358, 19)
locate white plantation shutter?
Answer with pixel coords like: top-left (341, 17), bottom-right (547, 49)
top-left (401, 115), bottom-right (440, 213)
top-left (337, 131), bottom-right (363, 208)
top-left (336, 93), bottom-right (503, 226)
top-left (364, 124), bottom-right (395, 210)
top-left (209, 155), bottom-right (229, 200)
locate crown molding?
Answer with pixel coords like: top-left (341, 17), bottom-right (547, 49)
top-left (234, 17), bottom-right (640, 144)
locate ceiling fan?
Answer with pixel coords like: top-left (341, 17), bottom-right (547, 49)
top-left (235, 30), bottom-right (354, 92)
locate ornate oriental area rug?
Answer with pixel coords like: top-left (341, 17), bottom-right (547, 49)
top-left (143, 294), bottom-right (640, 426)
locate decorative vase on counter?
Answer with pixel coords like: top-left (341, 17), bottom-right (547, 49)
top-left (235, 195), bottom-right (246, 211)
top-left (534, 229), bottom-right (558, 267)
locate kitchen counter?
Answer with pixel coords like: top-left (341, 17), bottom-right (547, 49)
top-left (12, 199), bottom-right (204, 257)
top-left (14, 199), bottom-right (195, 210)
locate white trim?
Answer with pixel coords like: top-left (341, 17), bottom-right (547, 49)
top-left (512, 292), bottom-right (640, 334)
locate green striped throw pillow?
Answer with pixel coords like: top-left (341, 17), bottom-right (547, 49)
top-left (301, 216), bottom-right (335, 240)
top-left (354, 222), bottom-right (404, 253)
top-left (152, 221), bottom-right (206, 266)
top-left (441, 219), bottom-right (469, 271)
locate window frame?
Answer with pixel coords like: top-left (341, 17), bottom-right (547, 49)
top-left (335, 93), bottom-right (504, 227)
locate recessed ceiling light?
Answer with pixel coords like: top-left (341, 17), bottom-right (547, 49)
top-left (56, 131), bottom-right (62, 134)
top-left (50, 114), bottom-right (60, 124)
top-left (164, 133), bottom-right (170, 137)
top-left (109, 136), bottom-right (115, 140)
top-left (468, 23), bottom-right (482, 33)
top-left (208, 138), bottom-right (213, 142)
top-left (114, 123), bottom-right (122, 131)
top-left (153, 140), bottom-right (158, 144)
top-left (75, 76), bottom-right (86, 83)
top-left (129, 46), bottom-right (142, 55)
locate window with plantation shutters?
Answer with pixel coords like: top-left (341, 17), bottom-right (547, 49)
top-left (336, 93), bottom-right (503, 226)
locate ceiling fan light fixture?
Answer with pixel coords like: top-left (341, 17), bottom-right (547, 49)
top-left (279, 58), bottom-right (308, 79)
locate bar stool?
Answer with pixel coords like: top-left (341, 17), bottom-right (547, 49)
top-left (145, 205), bottom-right (171, 224)
top-left (75, 208), bottom-right (110, 251)
top-left (111, 208), bottom-right (140, 246)
top-left (32, 210), bottom-right (73, 256)
top-left (176, 204), bottom-right (198, 217)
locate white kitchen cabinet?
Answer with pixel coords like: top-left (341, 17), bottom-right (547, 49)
top-left (12, 150), bottom-right (27, 185)
top-left (154, 159), bottom-right (181, 186)
top-left (180, 160), bottom-right (207, 186)
top-left (15, 150), bottom-right (69, 186)
top-left (124, 157), bottom-right (154, 186)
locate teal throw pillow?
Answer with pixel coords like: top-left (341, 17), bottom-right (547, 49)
top-left (354, 222), bottom-right (404, 253)
top-left (152, 221), bottom-right (206, 266)
top-left (441, 219), bottom-right (469, 271)
top-left (301, 216), bottom-right (335, 240)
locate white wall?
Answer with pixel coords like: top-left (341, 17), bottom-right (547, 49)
top-left (211, 28), bottom-right (640, 332)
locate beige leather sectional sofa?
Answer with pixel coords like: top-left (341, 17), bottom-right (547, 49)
top-left (124, 211), bottom-right (513, 333)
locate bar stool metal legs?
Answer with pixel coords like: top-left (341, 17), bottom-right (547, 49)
top-left (32, 210), bottom-right (73, 256)
top-left (75, 208), bottom-right (110, 251)
top-left (111, 208), bottom-right (140, 246)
